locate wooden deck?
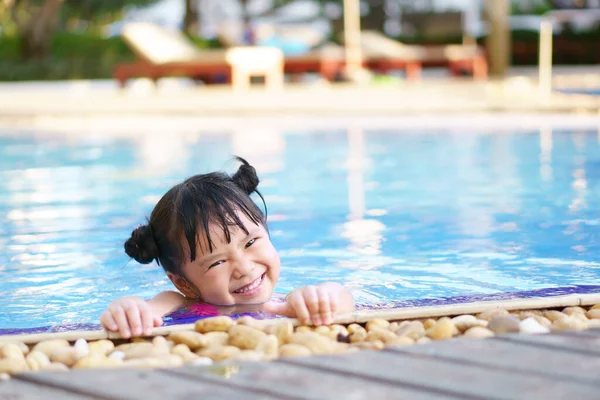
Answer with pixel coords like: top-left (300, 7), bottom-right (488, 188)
top-left (2, 329), bottom-right (600, 400)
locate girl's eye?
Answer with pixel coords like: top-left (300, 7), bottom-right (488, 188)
top-left (208, 260), bottom-right (224, 269)
top-left (245, 238), bottom-right (257, 249)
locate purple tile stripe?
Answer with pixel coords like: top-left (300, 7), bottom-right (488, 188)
top-left (2, 285), bottom-right (599, 336)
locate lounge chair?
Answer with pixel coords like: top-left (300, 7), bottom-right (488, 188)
top-left (113, 22), bottom-right (347, 87)
top-left (359, 30), bottom-right (488, 81)
top-left (113, 22), bottom-right (231, 87)
top-left (358, 31), bottom-right (427, 80)
top-left (219, 24), bottom-right (347, 82)
top-left (283, 43), bottom-right (346, 81)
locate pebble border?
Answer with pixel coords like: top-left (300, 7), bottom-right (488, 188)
top-left (0, 303), bottom-right (599, 380)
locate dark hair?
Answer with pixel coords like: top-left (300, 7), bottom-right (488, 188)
top-left (124, 157), bottom-right (266, 276)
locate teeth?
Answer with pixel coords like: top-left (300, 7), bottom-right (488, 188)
top-left (235, 275), bottom-right (262, 294)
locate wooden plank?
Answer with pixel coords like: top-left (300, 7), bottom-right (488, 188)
top-left (496, 332), bottom-right (600, 356)
top-left (16, 368), bottom-right (262, 400)
top-left (392, 336), bottom-right (600, 386)
top-left (167, 359), bottom-right (451, 400)
top-left (285, 347), bottom-right (600, 400)
top-left (0, 378), bottom-right (96, 400)
top-left (557, 328), bottom-right (600, 338)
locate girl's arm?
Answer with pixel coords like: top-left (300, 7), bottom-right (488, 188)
top-left (147, 290), bottom-right (190, 316)
top-left (100, 291), bottom-right (190, 338)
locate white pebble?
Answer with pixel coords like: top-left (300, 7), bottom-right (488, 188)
top-left (0, 373), bottom-right (10, 381)
top-left (189, 357), bottom-right (213, 366)
top-left (452, 314), bottom-right (477, 327)
top-left (108, 351), bottom-right (126, 361)
top-left (519, 317), bottom-right (550, 334)
top-left (74, 339), bottom-right (89, 359)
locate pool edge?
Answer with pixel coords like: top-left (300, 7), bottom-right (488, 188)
top-left (1, 292), bottom-right (598, 344)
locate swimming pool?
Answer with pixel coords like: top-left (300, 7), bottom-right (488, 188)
top-left (1, 120), bottom-right (599, 331)
top-left (559, 89), bottom-right (600, 96)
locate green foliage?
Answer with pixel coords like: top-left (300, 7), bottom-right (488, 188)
top-left (505, 27), bottom-right (600, 65)
top-left (3, 0), bottom-right (163, 35)
top-left (64, 0), bottom-right (162, 15)
top-left (511, 1), bottom-right (554, 16)
top-left (1, 0), bottom-right (599, 81)
top-left (0, 32), bottom-right (214, 81)
top-left (0, 32), bottom-right (134, 60)
top-left (392, 34), bottom-right (465, 45)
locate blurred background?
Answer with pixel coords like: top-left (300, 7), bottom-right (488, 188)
top-left (0, 0), bottom-right (599, 83)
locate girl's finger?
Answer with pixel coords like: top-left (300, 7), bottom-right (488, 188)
top-left (137, 302), bottom-right (154, 336)
top-left (328, 289), bottom-right (339, 316)
top-left (123, 301), bottom-right (143, 337)
top-left (302, 286), bottom-right (321, 325)
top-left (289, 292), bottom-right (311, 325)
top-left (100, 311), bottom-right (117, 331)
top-left (110, 305), bottom-right (131, 338)
top-left (316, 286), bottom-right (333, 325)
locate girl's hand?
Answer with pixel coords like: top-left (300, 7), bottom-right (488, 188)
top-left (263, 282), bottom-right (355, 326)
top-left (100, 296), bottom-right (163, 338)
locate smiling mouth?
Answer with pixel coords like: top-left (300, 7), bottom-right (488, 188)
top-left (233, 273), bottom-right (265, 295)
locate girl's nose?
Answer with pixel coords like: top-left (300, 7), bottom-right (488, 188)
top-left (231, 255), bottom-right (253, 279)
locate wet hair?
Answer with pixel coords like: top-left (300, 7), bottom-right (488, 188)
top-left (124, 157), bottom-right (267, 276)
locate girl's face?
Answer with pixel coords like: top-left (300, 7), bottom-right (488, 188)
top-left (171, 212), bottom-right (280, 306)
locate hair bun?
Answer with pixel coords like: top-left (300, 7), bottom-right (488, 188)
top-left (124, 225), bottom-right (159, 264)
top-left (232, 156), bottom-right (259, 194)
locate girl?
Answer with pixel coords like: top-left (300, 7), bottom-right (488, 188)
top-left (100, 157), bottom-right (355, 338)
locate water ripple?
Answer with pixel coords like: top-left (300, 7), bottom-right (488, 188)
top-left (1, 126), bottom-right (599, 329)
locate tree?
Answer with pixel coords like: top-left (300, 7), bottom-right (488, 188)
top-left (9, 0), bottom-right (65, 59)
top-left (184, 0), bottom-right (200, 35)
top-left (322, 0), bottom-right (387, 41)
top-left (63, 0), bottom-right (162, 25)
top-left (234, 0), bottom-right (296, 44)
top-left (7, 0), bottom-right (161, 60)
top-left (240, 0), bottom-right (251, 42)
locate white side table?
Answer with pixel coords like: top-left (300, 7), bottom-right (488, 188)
top-left (225, 46), bottom-right (284, 91)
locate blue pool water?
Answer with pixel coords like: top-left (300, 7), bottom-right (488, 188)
top-left (1, 124), bottom-right (599, 330)
top-left (559, 89), bottom-right (600, 96)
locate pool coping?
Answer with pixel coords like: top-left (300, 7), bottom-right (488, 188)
top-left (1, 292), bottom-right (599, 344)
top-left (0, 77), bottom-right (599, 120)
top-left (1, 113), bottom-right (600, 137)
